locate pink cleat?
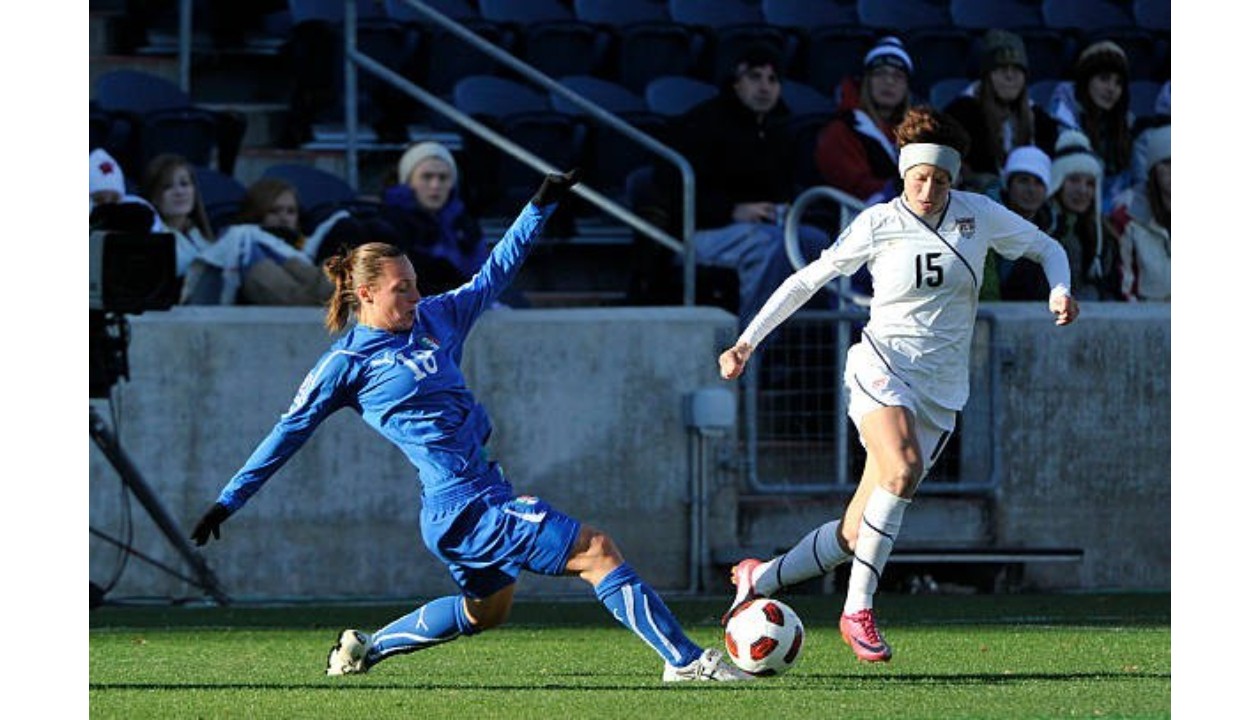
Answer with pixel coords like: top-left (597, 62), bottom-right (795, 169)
top-left (839, 608), bottom-right (893, 662)
top-left (720, 558), bottom-right (765, 626)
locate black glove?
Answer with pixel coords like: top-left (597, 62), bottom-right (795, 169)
top-left (190, 502), bottom-right (231, 546)
top-left (530, 168), bottom-right (582, 207)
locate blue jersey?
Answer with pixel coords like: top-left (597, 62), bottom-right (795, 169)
top-left (215, 202), bottom-right (554, 513)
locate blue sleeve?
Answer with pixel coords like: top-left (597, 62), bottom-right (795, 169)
top-left (215, 350), bottom-right (356, 512)
top-left (431, 201), bottom-right (555, 338)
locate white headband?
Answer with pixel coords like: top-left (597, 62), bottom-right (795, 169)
top-left (898, 143), bottom-right (962, 183)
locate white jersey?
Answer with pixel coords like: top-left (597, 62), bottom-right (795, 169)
top-left (738, 191), bottom-right (1071, 410)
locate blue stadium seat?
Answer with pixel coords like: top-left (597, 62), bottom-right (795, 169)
top-left (572, 0), bottom-right (669, 26)
top-left (644, 75), bottom-right (719, 117)
top-left (786, 112), bottom-right (833, 190)
top-left (519, 21), bottom-right (612, 79)
top-left (930, 77), bottom-right (973, 109)
top-left (906, 28), bottom-right (975, 98)
top-left (1040, 0), bottom-right (1133, 32)
top-left (1028, 78), bottom-right (1065, 112)
top-left (478, 0), bottom-right (573, 25)
top-left (421, 21), bottom-right (511, 97)
top-left (194, 166), bottom-right (247, 233)
top-left (614, 22), bottom-right (704, 93)
top-left (1132, 0), bottom-right (1170, 32)
top-left (141, 108), bottom-right (222, 170)
top-left (262, 164), bottom-right (357, 217)
top-left (93, 69), bottom-right (192, 114)
top-left (383, 0), bottom-right (478, 23)
top-left (551, 76), bottom-right (648, 116)
top-left (453, 75), bottom-right (550, 117)
top-left (668, 0), bottom-right (763, 28)
top-left (1127, 79), bottom-right (1163, 119)
top-left (761, 0), bottom-right (858, 29)
top-left (803, 26), bottom-right (876, 95)
top-left (856, 0), bottom-right (951, 31)
top-left (781, 79), bottom-right (835, 115)
top-left (287, 0), bottom-right (383, 24)
top-left (949, 0), bottom-right (1043, 29)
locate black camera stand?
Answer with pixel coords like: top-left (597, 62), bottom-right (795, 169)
top-left (90, 404), bottom-right (230, 605)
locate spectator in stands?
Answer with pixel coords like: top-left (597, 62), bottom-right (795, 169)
top-left (1003, 131), bottom-right (1118, 301)
top-left (1110, 125), bottom-right (1170, 302)
top-left (189, 170), bottom-right (751, 683)
top-left (659, 43), bottom-right (833, 327)
top-left (89, 148), bottom-right (162, 233)
top-left (1128, 80), bottom-right (1169, 191)
top-left (229, 178), bottom-right (335, 305)
top-left (717, 106), bottom-right (1077, 666)
top-left (140, 153), bottom-right (214, 279)
top-left (379, 141), bottom-right (494, 299)
top-left (1049, 40), bottom-right (1134, 211)
top-left (814, 36), bottom-right (914, 206)
top-left (988, 146), bottom-right (1053, 300)
top-left (944, 30), bottom-right (1057, 194)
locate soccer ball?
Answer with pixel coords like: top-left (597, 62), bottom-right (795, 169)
top-left (723, 598), bottom-right (805, 676)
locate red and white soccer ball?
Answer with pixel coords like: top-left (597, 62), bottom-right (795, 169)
top-left (723, 598), bottom-right (805, 676)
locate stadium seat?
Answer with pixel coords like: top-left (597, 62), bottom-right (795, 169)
top-left (93, 69), bottom-right (193, 115)
top-left (582, 111), bottom-right (672, 197)
top-left (519, 21), bottom-right (612, 79)
top-left (614, 22), bottom-right (704, 93)
top-left (572, 0), bottom-right (669, 26)
top-left (702, 25), bottom-right (796, 86)
top-left (803, 26), bottom-right (876, 96)
top-left (1127, 79), bottom-right (1163, 120)
top-left (929, 77), bottom-right (973, 109)
top-left (1132, 0), bottom-right (1171, 32)
top-left (478, 0), bottom-right (574, 25)
top-left (383, 0), bottom-right (478, 23)
top-left (856, 0), bottom-right (952, 31)
top-left (1040, 0), bottom-right (1133, 33)
top-left (194, 166), bottom-right (247, 234)
top-left (644, 75), bottom-right (719, 117)
top-left (92, 70), bottom-right (244, 174)
top-left (551, 75), bottom-right (648, 116)
top-left (761, 0), bottom-right (859, 29)
top-left (786, 112), bottom-right (833, 191)
top-left (287, 0), bottom-right (384, 24)
top-left (949, 0), bottom-right (1043, 29)
top-left (667, 0), bottom-right (763, 28)
top-left (262, 164), bottom-right (357, 218)
top-left (1028, 78), bottom-right (1065, 111)
top-left (781, 79), bottom-right (835, 115)
top-left (906, 28), bottom-right (975, 98)
top-left (1017, 28), bottom-right (1077, 83)
top-left (420, 21), bottom-right (511, 97)
top-left (453, 75), bottom-right (551, 117)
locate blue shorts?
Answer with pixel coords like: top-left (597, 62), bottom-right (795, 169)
top-left (420, 481), bottom-right (582, 599)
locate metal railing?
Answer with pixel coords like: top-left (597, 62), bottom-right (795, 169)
top-left (343, 0), bottom-right (699, 304)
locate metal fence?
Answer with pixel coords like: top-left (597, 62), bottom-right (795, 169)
top-left (739, 309), bottom-right (1000, 497)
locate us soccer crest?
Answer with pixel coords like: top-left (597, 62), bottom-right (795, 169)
top-left (956, 216), bottom-right (976, 238)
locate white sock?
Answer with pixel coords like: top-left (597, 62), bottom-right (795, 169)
top-left (753, 520), bottom-right (851, 596)
top-left (844, 487), bottom-right (910, 615)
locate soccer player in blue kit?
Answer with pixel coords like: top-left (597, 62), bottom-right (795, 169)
top-left (190, 170), bottom-right (750, 682)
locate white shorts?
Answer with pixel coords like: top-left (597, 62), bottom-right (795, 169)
top-left (843, 342), bottom-right (958, 475)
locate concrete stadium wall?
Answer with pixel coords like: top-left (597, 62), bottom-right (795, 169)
top-left (88, 303), bottom-right (1170, 603)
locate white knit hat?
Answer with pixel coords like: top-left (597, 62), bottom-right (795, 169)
top-left (1001, 145), bottom-right (1051, 190)
top-left (397, 141), bottom-right (458, 186)
top-left (90, 148), bottom-right (126, 198)
top-left (1049, 130), bottom-right (1102, 197)
top-left (1144, 124), bottom-right (1171, 176)
top-left (864, 36), bottom-right (914, 76)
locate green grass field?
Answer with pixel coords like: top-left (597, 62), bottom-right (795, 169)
top-left (89, 593), bottom-right (1170, 719)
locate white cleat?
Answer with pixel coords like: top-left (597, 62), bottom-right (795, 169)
top-left (326, 629), bottom-right (370, 676)
top-left (662, 648), bottom-right (754, 682)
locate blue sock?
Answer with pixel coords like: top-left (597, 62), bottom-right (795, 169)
top-left (365, 595), bottom-right (480, 667)
top-left (594, 564), bottom-right (703, 668)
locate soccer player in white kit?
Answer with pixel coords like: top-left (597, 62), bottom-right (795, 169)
top-left (717, 106), bottom-right (1080, 662)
